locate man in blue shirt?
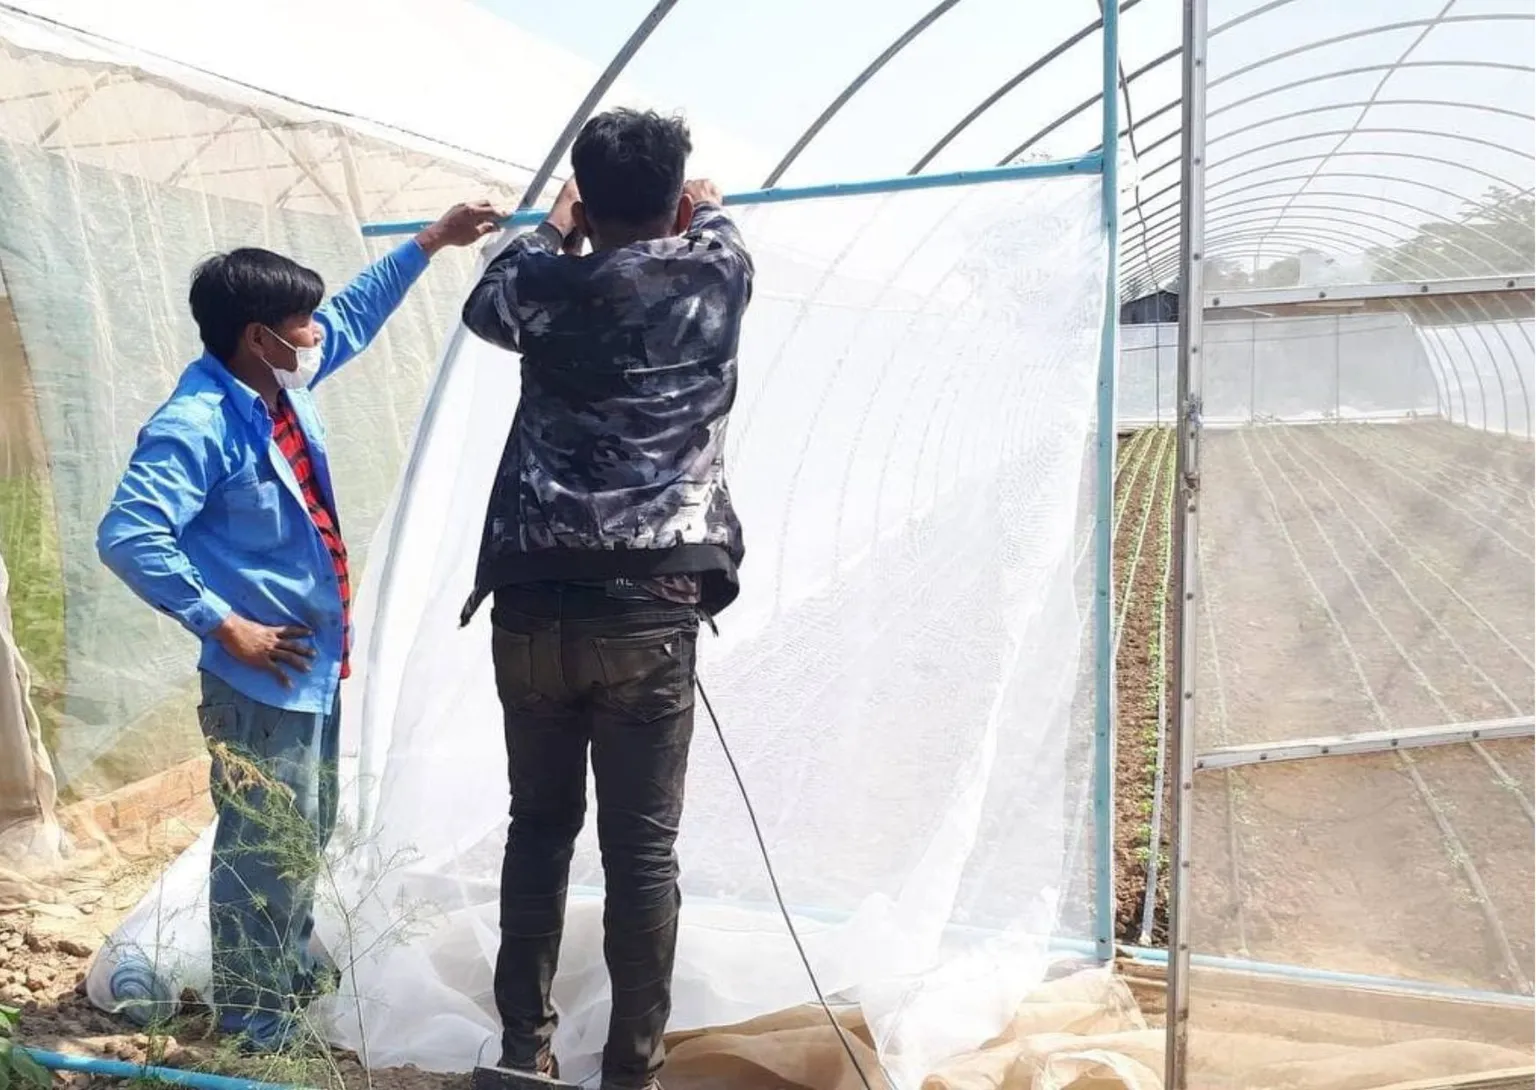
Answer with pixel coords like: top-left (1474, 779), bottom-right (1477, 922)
top-left (97, 200), bottom-right (499, 1050)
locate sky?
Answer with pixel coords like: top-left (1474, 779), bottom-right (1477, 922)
top-left (472, 0), bottom-right (1533, 284)
top-left (471, 0), bottom-right (1151, 185)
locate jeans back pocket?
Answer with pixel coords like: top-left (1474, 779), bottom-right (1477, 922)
top-left (592, 628), bottom-right (695, 723)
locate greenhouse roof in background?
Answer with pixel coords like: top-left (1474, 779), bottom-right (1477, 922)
top-left (1, 0), bottom-right (1531, 293)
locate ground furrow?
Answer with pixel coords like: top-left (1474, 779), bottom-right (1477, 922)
top-left (1282, 432), bottom-right (1534, 672)
top-left (1237, 428), bottom-right (1529, 993)
top-left (1316, 428), bottom-right (1533, 562)
top-left (1265, 429), bottom-right (1527, 722)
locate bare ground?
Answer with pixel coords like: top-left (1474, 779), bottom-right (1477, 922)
top-left (7, 419), bottom-right (1531, 1085)
top-left (3, 797), bottom-right (465, 1090)
top-left (1188, 421), bottom-right (1534, 994)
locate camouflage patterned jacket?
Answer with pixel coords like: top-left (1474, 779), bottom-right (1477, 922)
top-left (458, 203), bottom-right (754, 622)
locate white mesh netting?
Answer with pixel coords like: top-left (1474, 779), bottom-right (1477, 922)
top-left (86, 175), bottom-right (1109, 1085)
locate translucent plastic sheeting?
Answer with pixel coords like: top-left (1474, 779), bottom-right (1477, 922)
top-left (0, 0), bottom-right (1167, 195)
top-left (1054, 440), bottom-right (1110, 946)
top-left (1184, 746), bottom-right (1536, 1087)
top-left (0, 0), bottom-right (762, 192)
top-left (1118, 325), bottom-right (1177, 427)
top-left (0, 35), bottom-right (527, 800)
top-left (89, 175), bottom-right (1107, 1085)
top-left (1411, 317), bottom-right (1536, 437)
top-left (0, 549), bottom-right (63, 890)
top-left (1120, 313), bottom-right (1441, 427)
top-left (1194, 420), bottom-right (1535, 751)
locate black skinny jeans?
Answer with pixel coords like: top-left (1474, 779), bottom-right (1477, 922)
top-left (490, 584), bottom-right (698, 1090)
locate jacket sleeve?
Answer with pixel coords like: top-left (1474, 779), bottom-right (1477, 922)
top-left (309, 238), bottom-right (432, 386)
top-left (460, 222), bottom-right (566, 353)
top-left (96, 408), bottom-right (231, 638)
top-left (686, 202), bottom-right (755, 296)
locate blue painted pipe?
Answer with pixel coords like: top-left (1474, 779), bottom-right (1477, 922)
top-left (22, 1048), bottom-right (314, 1090)
top-left (359, 152), bottom-right (1105, 237)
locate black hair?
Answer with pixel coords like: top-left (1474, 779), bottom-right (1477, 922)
top-left (188, 248), bottom-right (325, 361)
top-left (570, 108), bottom-right (692, 227)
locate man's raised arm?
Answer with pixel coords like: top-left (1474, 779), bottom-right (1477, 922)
top-left (461, 180), bottom-right (584, 354)
top-left (311, 201), bottom-right (503, 386)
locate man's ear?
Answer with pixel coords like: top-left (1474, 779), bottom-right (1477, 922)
top-left (241, 322), bottom-right (267, 361)
top-left (673, 192), bottom-right (695, 236)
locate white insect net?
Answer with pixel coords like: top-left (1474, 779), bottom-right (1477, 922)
top-left (88, 175), bottom-right (1109, 1085)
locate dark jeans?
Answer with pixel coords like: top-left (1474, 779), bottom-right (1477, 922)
top-left (197, 671), bottom-right (339, 1042)
top-left (490, 584), bottom-right (699, 1090)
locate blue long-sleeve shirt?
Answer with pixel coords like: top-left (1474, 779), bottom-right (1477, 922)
top-left (97, 240), bottom-right (430, 712)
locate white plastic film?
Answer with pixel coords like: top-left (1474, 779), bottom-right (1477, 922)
top-left (93, 175), bottom-right (1107, 1085)
top-left (0, 36), bottom-right (521, 798)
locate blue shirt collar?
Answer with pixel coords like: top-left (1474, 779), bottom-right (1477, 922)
top-left (194, 351), bottom-right (270, 426)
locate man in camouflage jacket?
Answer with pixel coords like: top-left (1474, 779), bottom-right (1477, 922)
top-left (460, 109), bottom-right (754, 1090)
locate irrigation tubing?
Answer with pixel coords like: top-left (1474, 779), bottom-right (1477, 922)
top-left (1114, 429), bottom-right (1170, 659)
top-left (1316, 430), bottom-right (1533, 562)
top-left (1237, 428), bottom-right (1530, 994)
top-left (1280, 430), bottom-right (1533, 670)
top-left (22, 1049), bottom-right (311, 1090)
top-left (1275, 428), bottom-right (1536, 826)
top-left (1196, 543), bottom-right (1252, 956)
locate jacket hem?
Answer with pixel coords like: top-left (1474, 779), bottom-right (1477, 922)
top-left (461, 544), bottom-right (740, 625)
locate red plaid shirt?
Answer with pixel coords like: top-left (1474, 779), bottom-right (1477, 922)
top-left (272, 395), bottom-right (352, 678)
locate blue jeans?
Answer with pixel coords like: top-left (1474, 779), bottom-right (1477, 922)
top-left (197, 671), bottom-right (340, 1040)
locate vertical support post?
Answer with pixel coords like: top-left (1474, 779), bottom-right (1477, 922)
top-left (1092, 0), bottom-right (1122, 965)
top-left (1166, 0), bottom-right (1208, 1085)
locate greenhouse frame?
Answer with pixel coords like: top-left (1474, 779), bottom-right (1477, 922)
top-left (0, 0), bottom-right (1531, 1087)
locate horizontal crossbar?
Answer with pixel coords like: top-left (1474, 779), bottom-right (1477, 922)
top-left (1049, 937), bottom-right (1534, 1008)
top-left (554, 887), bottom-right (1536, 1011)
top-left (1194, 717), bottom-right (1535, 771)
top-left (1206, 274), bottom-right (1536, 310)
top-left (359, 153), bottom-right (1105, 237)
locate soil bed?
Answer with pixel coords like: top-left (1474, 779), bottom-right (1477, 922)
top-left (1110, 427), bottom-right (1176, 941)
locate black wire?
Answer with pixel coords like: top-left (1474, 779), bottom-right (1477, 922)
top-left (695, 677), bottom-right (883, 1090)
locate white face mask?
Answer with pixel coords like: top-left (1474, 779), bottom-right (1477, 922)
top-left (262, 327), bottom-right (323, 391)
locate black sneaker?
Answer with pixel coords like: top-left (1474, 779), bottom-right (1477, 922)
top-left (472, 1054), bottom-right (569, 1090)
top-left (495, 1053), bottom-right (559, 1080)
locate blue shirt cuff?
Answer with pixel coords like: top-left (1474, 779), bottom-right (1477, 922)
top-left (395, 238), bottom-right (432, 275)
top-left (183, 592), bottom-right (232, 638)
